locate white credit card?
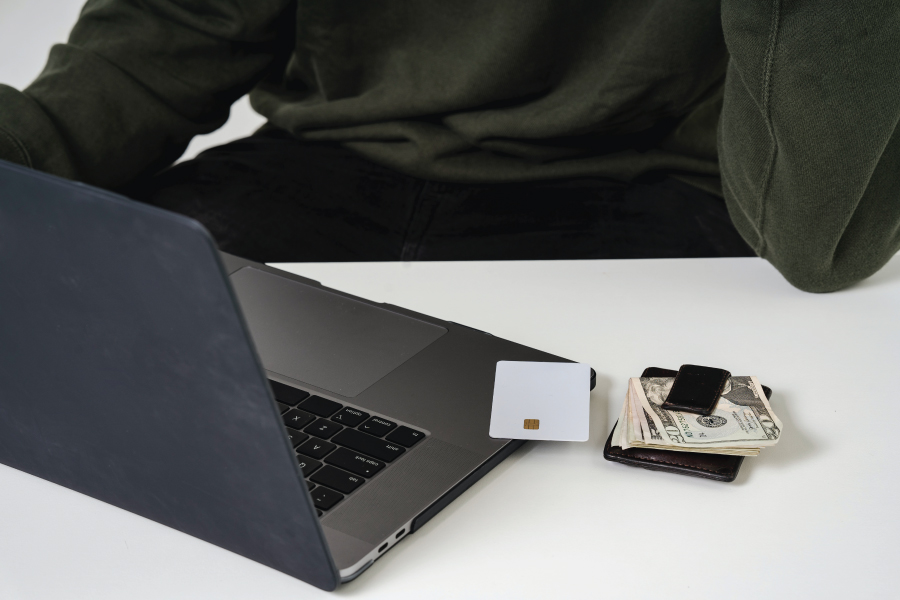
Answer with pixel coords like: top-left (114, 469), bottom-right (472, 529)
top-left (489, 361), bottom-right (591, 442)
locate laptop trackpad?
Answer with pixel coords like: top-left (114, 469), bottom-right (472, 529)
top-left (230, 267), bottom-right (447, 397)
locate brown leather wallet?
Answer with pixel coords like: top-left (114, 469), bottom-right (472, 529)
top-left (602, 367), bottom-right (773, 483)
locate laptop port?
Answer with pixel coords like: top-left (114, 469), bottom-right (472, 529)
top-left (395, 529), bottom-right (406, 539)
top-left (378, 542), bottom-right (389, 553)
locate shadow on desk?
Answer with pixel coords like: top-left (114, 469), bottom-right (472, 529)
top-left (331, 376), bottom-right (615, 591)
top-left (735, 388), bottom-right (816, 484)
top-left (590, 372), bottom-right (612, 442)
top-left (334, 437), bottom-right (539, 593)
top-left (848, 254), bottom-right (900, 291)
top-left (595, 377), bottom-right (816, 487)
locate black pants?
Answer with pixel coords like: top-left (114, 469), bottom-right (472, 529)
top-left (125, 128), bottom-right (754, 263)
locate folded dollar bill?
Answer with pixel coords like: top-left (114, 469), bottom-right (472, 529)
top-left (611, 376), bottom-right (782, 456)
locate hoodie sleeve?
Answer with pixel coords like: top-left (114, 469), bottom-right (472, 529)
top-left (0, 0), bottom-right (292, 188)
top-left (719, 2), bottom-right (900, 292)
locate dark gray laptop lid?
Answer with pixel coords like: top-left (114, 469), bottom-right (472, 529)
top-left (0, 161), bottom-right (339, 591)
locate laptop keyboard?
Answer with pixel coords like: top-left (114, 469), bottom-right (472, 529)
top-left (269, 380), bottom-right (427, 516)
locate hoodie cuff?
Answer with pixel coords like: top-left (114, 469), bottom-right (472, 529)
top-left (0, 125), bottom-right (31, 167)
top-left (0, 84), bottom-right (77, 179)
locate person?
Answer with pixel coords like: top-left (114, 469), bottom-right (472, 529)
top-left (0, 1), bottom-right (897, 292)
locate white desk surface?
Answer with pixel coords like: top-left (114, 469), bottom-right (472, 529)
top-left (2, 256), bottom-right (898, 599)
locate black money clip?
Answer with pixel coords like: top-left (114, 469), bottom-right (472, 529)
top-left (660, 364), bottom-right (731, 416)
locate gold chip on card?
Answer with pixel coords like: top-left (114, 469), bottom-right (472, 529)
top-left (523, 419), bottom-right (540, 430)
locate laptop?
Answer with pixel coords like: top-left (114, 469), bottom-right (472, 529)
top-left (0, 160), bottom-right (593, 590)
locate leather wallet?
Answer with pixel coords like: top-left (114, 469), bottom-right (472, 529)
top-left (603, 367), bottom-right (773, 482)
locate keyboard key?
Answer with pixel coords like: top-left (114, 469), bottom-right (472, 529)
top-left (307, 481), bottom-right (315, 490)
top-left (299, 395), bottom-right (343, 417)
top-left (358, 416), bottom-right (397, 437)
top-left (282, 408), bottom-right (316, 430)
top-left (311, 486), bottom-right (343, 511)
top-left (331, 407), bottom-right (369, 427)
top-left (284, 427), bottom-right (309, 447)
top-left (311, 466), bottom-right (366, 494)
top-left (331, 429), bottom-right (406, 462)
top-left (269, 380), bottom-right (310, 406)
top-left (304, 418), bottom-right (343, 439)
top-left (386, 426), bottom-right (426, 447)
top-left (317, 509), bottom-right (322, 517)
top-left (325, 447), bottom-right (385, 478)
top-left (295, 455), bottom-right (322, 477)
top-left (297, 437), bottom-right (336, 459)
top-left (276, 401), bottom-right (292, 414)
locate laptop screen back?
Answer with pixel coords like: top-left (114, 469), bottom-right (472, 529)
top-left (0, 161), bottom-right (340, 590)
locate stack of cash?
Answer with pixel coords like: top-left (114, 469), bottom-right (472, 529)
top-left (612, 376), bottom-right (782, 456)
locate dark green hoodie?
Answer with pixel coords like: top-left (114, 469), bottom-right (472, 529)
top-left (0, 0), bottom-right (897, 292)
